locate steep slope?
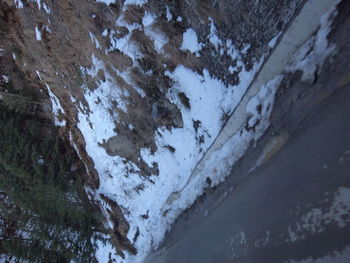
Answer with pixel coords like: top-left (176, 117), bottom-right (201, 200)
top-left (1, 0), bottom-right (306, 261)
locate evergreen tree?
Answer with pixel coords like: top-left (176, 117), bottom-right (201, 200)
top-left (0, 103), bottom-right (106, 262)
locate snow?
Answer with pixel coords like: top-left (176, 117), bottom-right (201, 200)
top-left (166, 6), bottom-right (173, 21)
top-left (9, 0), bottom-right (279, 262)
top-left (89, 31), bottom-right (101, 50)
top-left (86, 55), bottom-right (129, 113)
top-left (43, 3), bottom-right (51, 14)
top-left (300, 187), bottom-right (350, 232)
top-left (285, 186), bottom-right (350, 248)
top-left (114, 66), bottom-right (146, 98)
top-left (0, 75), bottom-right (10, 83)
top-left (166, 66), bottom-right (240, 130)
top-left (142, 12), bottom-right (155, 27)
top-left (106, 14), bottom-right (143, 61)
top-left (124, 0), bottom-right (148, 6)
top-left (95, 240), bottom-right (115, 262)
top-left (80, 51), bottom-right (262, 262)
top-left (108, 29), bottom-right (142, 61)
top-left (46, 84), bottom-right (66, 127)
top-left (73, 1), bottom-right (341, 262)
top-left (286, 246), bottom-right (350, 263)
top-left (73, 3), bottom-right (263, 260)
top-left (44, 25), bottom-right (51, 33)
top-left (268, 32), bottom-right (281, 48)
top-left (76, 54), bottom-right (129, 148)
top-left (96, 0), bottom-right (115, 5)
top-left (33, 0), bottom-right (41, 10)
top-left (241, 43), bottom-right (251, 54)
top-left (160, 75), bottom-right (282, 217)
top-left (143, 12), bottom-right (169, 52)
top-left (286, 2), bottom-right (338, 81)
top-left (96, 0), bottom-right (148, 6)
top-left (145, 28), bottom-right (168, 53)
top-left (181, 28), bottom-right (203, 55)
top-left (226, 39), bottom-right (239, 60)
top-left (246, 76), bottom-right (283, 138)
top-left (208, 18), bottom-right (222, 50)
top-left (102, 29), bottom-right (108, 37)
top-left (35, 26), bottom-right (42, 41)
top-left (13, 0), bottom-right (23, 8)
top-left (36, 70), bottom-right (42, 80)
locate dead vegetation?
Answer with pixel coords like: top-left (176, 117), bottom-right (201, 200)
top-left (123, 4), bottom-right (144, 25)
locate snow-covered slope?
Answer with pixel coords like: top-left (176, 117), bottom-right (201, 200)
top-left (8, 0), bottom-right (340, 262)
top-left (77, 10), bottom-right (263, 260)
top-left (87, 2), bottom-right (339, 261)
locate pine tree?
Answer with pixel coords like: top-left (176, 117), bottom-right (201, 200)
top-left (0, 103), bottom-right (106, 262)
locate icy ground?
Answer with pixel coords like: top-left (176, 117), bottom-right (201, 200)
top-left (14, 0), bottom-right (340, 262)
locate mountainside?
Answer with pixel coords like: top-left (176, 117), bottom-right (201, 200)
top-left (1, 0), bottom-right (332, 261)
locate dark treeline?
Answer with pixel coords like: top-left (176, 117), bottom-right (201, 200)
top-left (0, 102), bottom-right (106, 262)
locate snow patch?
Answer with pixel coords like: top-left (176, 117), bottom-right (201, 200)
top-left (181, 28), bottom-right (203, 55)
top-left (46, 84), bottom-right (66, 127)
top-left (36, 70), bottom-right (42, 80)
top-left (13, 0), bottom-right (23, 8)
top-left (287, 3), bottom-right (338, 81)
top-left (268, 32), bottom-right (282, 49)
top-left (142, 12), bottom-right (156, 27)
top-left (286, 187), bottom-right (350, 245)
top-left (43, 2), bottom-right (51, 13)
top-left (166, 6), bottom-right (173, 21)
top-left (161, 75), bottom-right (282, 217)
top-left (96, 0), bottom-right (115, 5)
top-left (89, 31), bottom-right (102, 50)
top-left (143, 12), bottom-right (169, 53)
top-left (285, 246), bottom-right (350, 263)
top-left (79, 53), bottom-right (262, 262)
top-left (95, 240), bottom-right (116, 262)
top-left (146, 29), bottom-right (168, 53)
top-left (208, 18), bottom-right (223, 50)
top-left (106, 15), bottom-right (143, 61)
top-left (102, 29), bottom-right (108, 37)
top-left (35, 26), bottom-right (42, 41)
top-left (124, 0), bottom-right (148, 6)
top-left (0, 75), bottom-right (10, 83)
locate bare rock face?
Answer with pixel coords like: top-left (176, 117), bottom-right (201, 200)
top-left (106, 134), bottom-right (137, 159)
